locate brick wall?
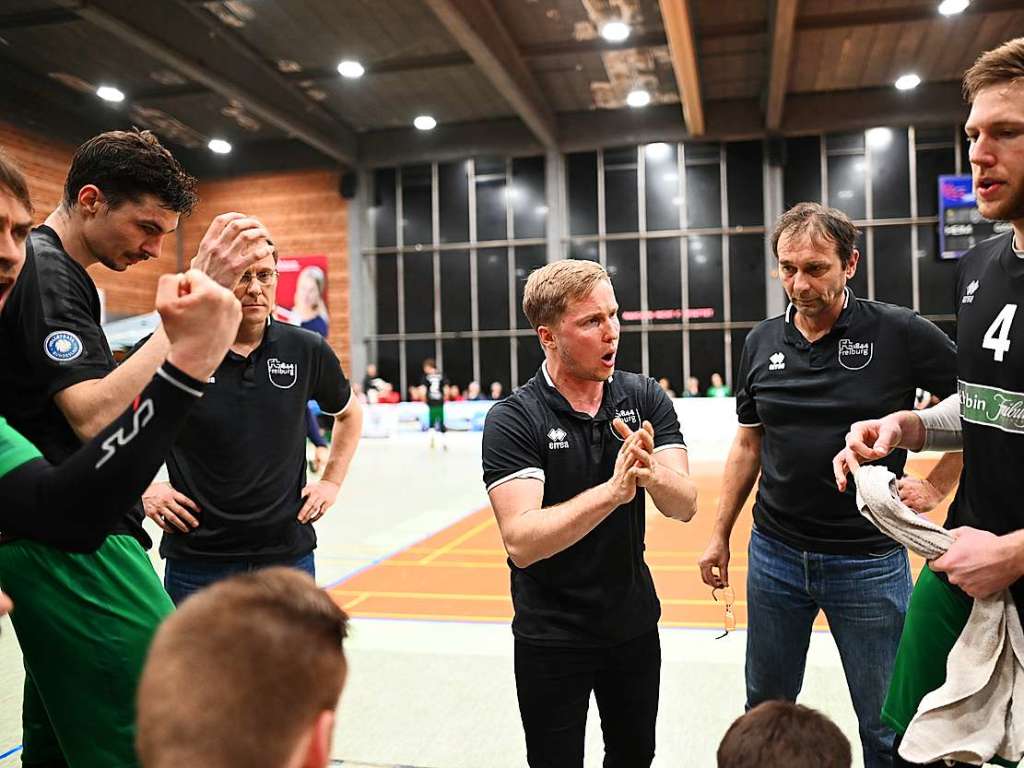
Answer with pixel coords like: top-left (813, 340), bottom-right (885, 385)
top-left (0, 122), bottom-right (350, 369)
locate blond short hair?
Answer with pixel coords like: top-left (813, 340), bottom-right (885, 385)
top-left (963, 37), bottom-right (1024, 102)
top-left (522, 259), bottom-right (610, 329)
top-left (137, 568), bottom-right (349, 768)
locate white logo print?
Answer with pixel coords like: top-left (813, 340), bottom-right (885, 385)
top-left (962, 280), bottom-right (980, 304)
top-left (547, 427), bottom-right (569, 450)
top-left (768, 352), bottom-right (786, 371)
top-left (267, 358), bottom-right (297, 389)
top-left (96, 398), bottom-right (154, 468)
top-left (838, 339), bottom-right (874, 371)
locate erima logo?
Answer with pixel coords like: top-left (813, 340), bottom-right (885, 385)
top-left (96, 398), bottom-right (154, 469)
top-left (547, 427), bottom-right (569, 449)
top-left (768, 352), bottom-right (786, 371)
top-left (962, 280), bottom-right (980, 304)
top-left (43, 330), bottom-right (83, 362)
top-left (267, 358), bottom-right (297, 389)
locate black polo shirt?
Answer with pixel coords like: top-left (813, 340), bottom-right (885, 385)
top-left (0, 226), bottom-right (149, 546)
top-left (736, 288), bottom-right (957, 555)
top-left (947, 233), bottom-right (1024, 612)
top-left (151, 319), bottom-right (351, 562)
top-left (482, 363), bottom-right (687, 647)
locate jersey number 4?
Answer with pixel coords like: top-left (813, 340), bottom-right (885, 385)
top-left (982, 304), bottom-right (1018, 362)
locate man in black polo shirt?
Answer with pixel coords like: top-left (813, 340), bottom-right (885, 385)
top-left (142, 245), bottom-right (362, 604)
top-left (0, 130), bottom-right (272, 768)
top-left (482, 259), bottom-right (697, 768)
top-left (834, 38), bottom-right (1024, 768)
top-left (698, 203), bottom-right (957, 768)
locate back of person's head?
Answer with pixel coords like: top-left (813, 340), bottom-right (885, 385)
top-left (64, 129), bottom-right (197, 214)
top-left (137, 568), bottom-right (350, 768)
top-left (717, 700), bottom-right (851, 768)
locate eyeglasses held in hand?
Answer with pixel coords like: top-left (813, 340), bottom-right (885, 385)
top-left (713, 585), bottom-right (736, 640)
top-left (238, 269), bottom-right (279, 287)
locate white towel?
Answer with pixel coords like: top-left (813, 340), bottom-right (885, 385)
top-left (854, 465), bottom-right (1024, 766)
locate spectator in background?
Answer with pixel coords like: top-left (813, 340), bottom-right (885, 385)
top-left (466, 380), bottom-right (485, 401)
top-left (683, 376), bottom-right (701, 398)
top-left (658, 377), bottom-right (676, 398)
top-left (136, 568), bottom-right (350, 768)
top-left (446, 384), bottom-right (465, 402)
top-left (376, 381), bottom-right (400, 404)
top-left (706, 372), bottom-right (732, 397)
top-left (717, 701), bottom-right (851, 768)
top-left (362, 363), bottom-right (382, 397)
top-left (421, 358), bottom-right (448, 449)
top-left (490, 381), bottom-right (504, 400)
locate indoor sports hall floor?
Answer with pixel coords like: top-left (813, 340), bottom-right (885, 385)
top-left (0, 422), bottom-right (947, 767)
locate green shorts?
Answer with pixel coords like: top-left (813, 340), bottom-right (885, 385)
top-left (428, 403), bottom-right (445, 431)
top-left (0, 535), bottom-right (173, 768)
top-left (883, 564), bottom-right (1018, 767)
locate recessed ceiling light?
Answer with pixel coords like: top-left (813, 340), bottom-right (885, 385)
top-left (414, 115), bottom-right (436, 131)
top-left (337, 60), bottom-right (365, 79)
top-left (627, 89), bottom-right (651, 108)
top-left (600, 21), bottom-right (630, 42)
top-left (895, 73), bottom-right (921, 91)
top-left (208, 139), bottom-right (232, 154)
top-left (96, 85), bottom-right (125, 102)
top-left (938, 0), bottom-right (969, 16)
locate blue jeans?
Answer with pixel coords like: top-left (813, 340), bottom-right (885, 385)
top-left (745, 527), bottom-right (911, 768)
top-left (163, 551), bottom-right (316, 606)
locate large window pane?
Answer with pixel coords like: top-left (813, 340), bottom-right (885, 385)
top-left (402, 164), bottom-right (432, 247)
top-left (687, 235), bottom-right (724, 323)
top-left (873, 226), bottom-right (913, 307)
top-left (375, 253), bottom-right (399, 334)
top-left (729, 235), bottom-right (766, 322)
top-left (647, 238), bottom-right (682, 324)
top-left (568, 151), bottom-right (598, 235)
top-left (479, 248), bottom-right (510, 330)
top-left (649, 330), bottom-right (683, 393)
top-left (441, 338), bottom-right (473, 393)
top-left (440, 250), bottom-right (471, 331)
top-left (730, 329), bottom-right (750, 391)
top-left (439, 161), bottom-right (469, 244)
top-left (848, 230), bottom-right (869, 298)
top-left (517, 336), bottom-right (545, 387)
top-left (373, 340), bottom-right (400, 397)
top-left (827, 132), bottom-right (865, 152)
top-left (479, 337), bottom-right (511, 395)
top-left (828, 154), bottom-right (866, 220)
top-left (726, 141), bottom-right (763, 227)
top-left (645, 142), bottom-right (680, 232)
top-left (405, 339), bottom-right (436, 399)
top-left (616, 331), bottom-right (642, 375)
top-left (403, 252), bottom-right (435, 334)
top-left (916, 147), bottom-right (956, 218)
top-left (568, 241), bottom-right (599, 261)
top-left (606, 240), bottom-right (640, 320)
top-left (686, 163), bottom-right (722, 229)
top-left (512, 156), bottom-right (546, 239)
top-left (373, 168), bottom-right (397, 248)
top-left (917, 224), bottom-right (958, 316)
top-left (689, 329), bottom-right (725, 393)
top-left (476, 177), bottom-right (508, 242)
top-left (604, 145), bottom-right (638, 234)
top-left (515, 246), bottom-right (547, 329)
top-left (871, 127), bottom-right (910, 219)
top-left (784, 136), bottom-right (822, 207)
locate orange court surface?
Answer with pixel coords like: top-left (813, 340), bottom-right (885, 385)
top-left (328, 457), bottom-right (947, 632)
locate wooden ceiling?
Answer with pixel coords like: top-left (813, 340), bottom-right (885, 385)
top-left (0, 0), bottom-right (1020, 172)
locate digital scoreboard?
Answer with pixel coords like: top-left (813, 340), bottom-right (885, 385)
top-left (938, 174), bottom-right (1012, 260)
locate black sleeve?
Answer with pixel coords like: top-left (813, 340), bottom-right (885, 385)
top-left (907, 311), bottom-right (958, 399)
top-left (481, 401), bottom-right (544, 492)
top-left (735, 334), bottom-right (761, 426)
top-left (644, 378), bottom-right (687, 452)
top-left (0, 362), bottom-right (206, 553)
top-left (311, 336), bottom-right (352, 414)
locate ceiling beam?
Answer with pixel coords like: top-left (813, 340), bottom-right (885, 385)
top-left (765, 0), bottom-right (798, 131)
top-left (58, 0), bottom-right (356, 166)
top-left (659, 0), bottom-right (705, 136)
top-left (422, 0), bottom-right (559, 151)
top-left (796, 0), bottom-right (1022, 30)
top-left (0, 7), bottom-right (80, 30)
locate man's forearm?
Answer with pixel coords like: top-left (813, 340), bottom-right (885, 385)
top-left (320, 400), bottom-right (362, 487)
top-left (647, 459), bottom-right (697, 522)
top-left (923, 452), bottom-right (964, 498)
top-left (56, 328), bottom-right (171, 441)
top-left (711, 437), bottom-right (761, 539)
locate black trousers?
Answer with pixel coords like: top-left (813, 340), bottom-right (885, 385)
top-left (514, 628), bottom-right (661, 768)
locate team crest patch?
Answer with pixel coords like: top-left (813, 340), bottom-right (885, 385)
top-left (838, 339), bottom-right (873, 371)
top-left (44, 330), bottom-right (83, 362)
top-left (267, 358), bottom-right (297, 388)
top-left (610, 407), bottom-right (640, 440)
